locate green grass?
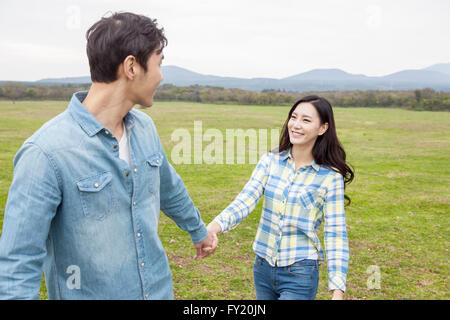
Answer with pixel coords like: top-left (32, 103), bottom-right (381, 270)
top-left (0, 100), bottom-right (449, 300)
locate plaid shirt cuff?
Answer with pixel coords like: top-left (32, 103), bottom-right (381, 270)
top-left (328, 272), bottom-right (347, 292)
top-left (213, 217), bottom-right (226, 234)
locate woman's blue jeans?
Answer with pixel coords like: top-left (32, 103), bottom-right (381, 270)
top-left (253, 255), bottom-right (320, 300)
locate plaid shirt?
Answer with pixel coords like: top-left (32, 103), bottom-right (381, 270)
top-left (214, 149), bottom-right (349, 292)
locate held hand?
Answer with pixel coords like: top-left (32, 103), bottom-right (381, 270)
top-left (331, 289), bottom-right (344, 300)
top-left (193, 226), bottom-right (219, 259)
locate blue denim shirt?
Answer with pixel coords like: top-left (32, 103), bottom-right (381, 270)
top-left (0, 91), bottom-right (208, 299)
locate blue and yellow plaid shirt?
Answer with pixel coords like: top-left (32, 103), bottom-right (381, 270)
top-left (214, 149), bottom-right (349, 292)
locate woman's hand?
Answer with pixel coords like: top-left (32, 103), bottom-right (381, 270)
top-left (194, 229), bottom-right (218, 259)
top-left (193, 221), bottom-right (221, 259)
top-left (193, 221), bottom-right (222, 259)
top-left (207, 221), bottom-right (222, 235)
top-left (331, 289), bottom-right (344, 300)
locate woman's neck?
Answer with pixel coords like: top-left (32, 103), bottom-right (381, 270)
top-left (291, 144), bottom-right (314, 170)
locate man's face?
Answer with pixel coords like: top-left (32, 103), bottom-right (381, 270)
top-left (132, 49), bottom-right (164, 108)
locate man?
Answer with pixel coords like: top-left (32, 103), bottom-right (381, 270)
top-left (0, 12), bottom-right (217, 299)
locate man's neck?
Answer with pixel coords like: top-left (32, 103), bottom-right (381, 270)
top-left (82, 82), bottom-right (134, 140)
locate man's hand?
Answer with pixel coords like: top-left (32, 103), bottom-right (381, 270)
top-left (331, 289), bottom-right (344, 300)
top-left (193, 223), bottom-right (219, 259)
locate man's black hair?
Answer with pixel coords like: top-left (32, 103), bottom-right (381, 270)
top-left (86, 12), bottom-right (167, 83)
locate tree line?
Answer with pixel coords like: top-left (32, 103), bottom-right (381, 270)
top-left (1, 82), bottom-right (449, 111)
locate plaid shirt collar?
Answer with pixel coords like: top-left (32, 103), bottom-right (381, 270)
top-left (278, 148), bottom-right (320, 172)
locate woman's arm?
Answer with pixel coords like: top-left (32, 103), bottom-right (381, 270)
top-left (323, 172), bottom-right (349, 299)
top-left (212, 152), bottom-right (271, 233)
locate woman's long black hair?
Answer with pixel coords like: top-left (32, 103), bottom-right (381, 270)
top-left (278, 95), bottom-right (355, 206)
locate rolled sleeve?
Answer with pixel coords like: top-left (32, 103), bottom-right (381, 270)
top-left (186, 217), bottom-right (208, 244)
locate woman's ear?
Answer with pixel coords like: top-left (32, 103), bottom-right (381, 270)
top-left (319, 122), bottom-right (329, 136)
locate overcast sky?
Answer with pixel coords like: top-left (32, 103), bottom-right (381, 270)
top-left (0, 0), bottom-right (449, 81)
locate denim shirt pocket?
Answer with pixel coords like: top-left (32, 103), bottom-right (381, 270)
top-left (146, 152), bottom-right (163, 194)
top-left (76, 171), bottom-right (114, 220)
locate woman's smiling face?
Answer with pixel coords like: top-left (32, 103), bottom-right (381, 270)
top-left (287, 102), bottom-right (328, 147)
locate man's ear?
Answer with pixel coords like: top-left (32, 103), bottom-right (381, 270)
top-left (121, 55), bottom-right (137, 80)
top-left (319, 122), bottom-right (329, 136)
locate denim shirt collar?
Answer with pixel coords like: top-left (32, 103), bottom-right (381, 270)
top-left (68, 91), bottom-right (136, 137)
top-left (279, 148), bottom-right (320, 172)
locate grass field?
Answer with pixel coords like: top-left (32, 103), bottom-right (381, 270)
top-left (0, 99), bottom-right (449, 300)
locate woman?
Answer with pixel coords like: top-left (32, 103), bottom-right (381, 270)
top-left (208, 95), bottom-right (354, 300)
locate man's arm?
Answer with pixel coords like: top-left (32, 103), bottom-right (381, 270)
top-left (149, 121), bottom-right (209, 244)
top-left (0, 142), bottom-right (61, 299)
top-left (158, 144), bottom-right (209, 243)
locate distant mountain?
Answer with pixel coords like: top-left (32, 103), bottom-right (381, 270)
top-left (283, 68), bottom-right (369, 81)
top-left (161, 65), bottom-right (249, 88)
top-left (160, 65), bottom-right (450, 91)
top-left (21, 63), bottom-right (450, 91)
top-left (37, 76), bottom-right (91, 84)
top-left (372, 69), bottom-right (450, 90)
top-left (382, 69), bottom-right (449, 82)
top-left (424, 63), bottom-right (450, 76)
